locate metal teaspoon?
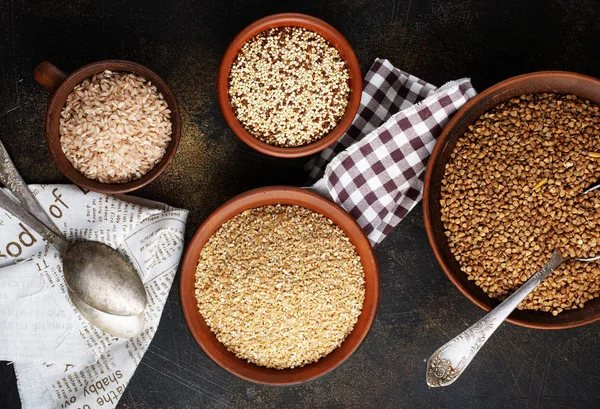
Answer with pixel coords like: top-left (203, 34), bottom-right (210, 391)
top-left (0, 186), bottom-right (146, 337)
top-left (0, 141), bottom-right (146, 318)
top-left (426, 183), bottom-right (600, 387)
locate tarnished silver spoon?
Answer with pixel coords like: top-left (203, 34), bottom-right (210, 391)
top-left (0, 187), bottom-right (144, 336)
top-left (0, 187), bottom-right (147, 318)
top-left (426, 183), bottom-right (600, 388)
top-left (0, 141), bottom-right (146, 321)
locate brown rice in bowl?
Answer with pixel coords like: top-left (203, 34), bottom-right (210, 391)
top-left (59, 70), bottom-right (172, 184)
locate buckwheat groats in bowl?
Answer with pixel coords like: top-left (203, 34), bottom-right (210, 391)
top-left (228, 26), bottom-right (350, 148)
top-left (59, 70), bottom-right (172, 184)
top-left (195, 205), bottom-right (365, 370)
top-left (440, 93), bottom-right (600, 316)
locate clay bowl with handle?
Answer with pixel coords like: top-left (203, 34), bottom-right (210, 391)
top-left (34, 60), bottom-right (181, 194)
top-left (423, 71), bottom-right (600, 329)
top-left (217, 13), bottom-right (362, 158)
top-left (180, 186), bottom-right (380, 384)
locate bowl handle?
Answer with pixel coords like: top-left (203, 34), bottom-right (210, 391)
top-left (34, 61), bottom-right (67, 93)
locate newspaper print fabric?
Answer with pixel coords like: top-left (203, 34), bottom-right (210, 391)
top-left (0, 185), bottom-right (188, 409)
top-left (307, 59), bottom-right (477, 245)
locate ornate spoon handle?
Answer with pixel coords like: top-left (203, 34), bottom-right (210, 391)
top-left (0, 139), bottom-right (63, 236)
top-left (426, 250), bottom-right (564, 387)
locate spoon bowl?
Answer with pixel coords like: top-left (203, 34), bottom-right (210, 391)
top-left (63, 241), bottom-right (147, 316)
top-left (0, 189), bottom-right (148, 326)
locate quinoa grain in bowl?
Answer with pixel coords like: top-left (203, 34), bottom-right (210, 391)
top-left (59, 70), bottom-right (172, 184)
top-left (228, 26), bottom-right (350, 147)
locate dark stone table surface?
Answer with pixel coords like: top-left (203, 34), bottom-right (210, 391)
top-left (1, 1), bottom-right (600, 408)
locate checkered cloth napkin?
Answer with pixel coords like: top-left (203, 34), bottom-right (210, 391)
top-left (306, 59), bottom-right (477, 246)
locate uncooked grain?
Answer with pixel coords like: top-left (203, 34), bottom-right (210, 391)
top-left (60, 70), bottom-right (172, 184)
top-left (195, 205), bottom-right (365, 369)
top-left (228, 27), bottom-right (350, 147)
top-left (441, 93), bottom-right (600, 315)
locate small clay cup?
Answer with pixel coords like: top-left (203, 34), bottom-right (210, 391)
top-left (180, 186), bottom-right (380, 384)
top-left (34, 60), bottom-right (181, 194)
top-left (217, 13), bottom-right (362, 158)
top-left (423, 71), bottom-right (600, 329)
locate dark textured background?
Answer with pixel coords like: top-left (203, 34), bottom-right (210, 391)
top-left (1, 1), bottom-right (600, 408)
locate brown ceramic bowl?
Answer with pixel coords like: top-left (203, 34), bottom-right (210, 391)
top-left (180, 186), bottom-right (379, 384)
top-left (217, 13), bottom-right (362, 158)
top-left (423, 71), bottom-right (600, 329)
top-left (34, 60), bottom-right (181, 194)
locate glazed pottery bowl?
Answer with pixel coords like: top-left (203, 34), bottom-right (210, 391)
top-left (217, 13), bottom-right (362, 158)
top-left (34, 60), bottom-right (181, 194)
top-left (180, 186), bottom-right (380, 384)
top-left (423, 71), bottom-right (600, 329)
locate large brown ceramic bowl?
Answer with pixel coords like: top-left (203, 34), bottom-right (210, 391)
top-left (34, 60), bottom-right (181, 194)
top-left (217, 13), bottom-right (362, 158)
top-left (424, 71), bottom-right (600, 329)
top-left (180, 187), bottom-right (379, 384)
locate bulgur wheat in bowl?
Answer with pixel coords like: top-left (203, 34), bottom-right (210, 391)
top-left (195, 205), bottom-right (365, 370)
top-left (180, 187), bottom-right (379, 384)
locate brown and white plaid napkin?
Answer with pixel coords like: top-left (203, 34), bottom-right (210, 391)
top-left (306, 59), bottom-right (477, 246)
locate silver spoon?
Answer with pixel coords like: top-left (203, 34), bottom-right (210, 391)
top-left (0, 189), bottom-right (144, 338)
top-left (0, 188), bottom-right (146, 335)
top-left (426, 183), bottom-right (600, 388)
top-left (0, 142), bottom-right (146, 318)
